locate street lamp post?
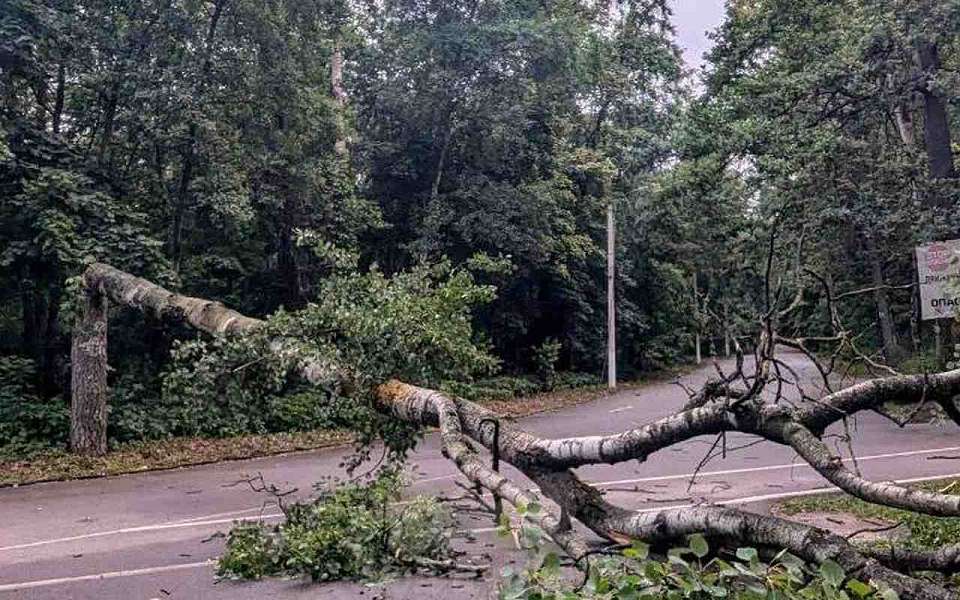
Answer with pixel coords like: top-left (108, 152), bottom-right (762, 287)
top-left (607, 202), bottom-right (617, 389)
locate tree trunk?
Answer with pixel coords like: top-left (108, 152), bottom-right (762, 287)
top-left (70, 286), bottom-right (108, 456)
top-left (52, 62), bottom-right (65, 135)
top-left (277, 227), bottom-right (303, 309)
top-left (430, 117), bottom-right (455, 202)
top-left (20, 276), bottom-right (43, 369)
top-left (97, 79), bottom-right (120, 167)
top-left (869, 249), bottom-right (903, 363)
top-left (915, 41), bottom-right (956, 181)
top-left (331, 41), bottom-right (348, 156)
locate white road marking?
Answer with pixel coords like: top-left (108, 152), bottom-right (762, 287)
top-left (609, 406), bottom-right (633, 414)
top-left (171, 506), bottom-right (272, 523)
top-left (412, 473), bottom-right (458, 485)
top-left (0, 514), bottom-right (285, 552)
top-left (413, 444), bottom-right (960, 490)
top-left (4, 471), bottom-right (960, 592)
top-left (0, 560), bottom-right (216, 592)
top-left (3, 445), bottom-right (960, 555)
top-left (609, 471), bottom-right (960, 513)
top-left (589, 445), bottom-right (960, 488)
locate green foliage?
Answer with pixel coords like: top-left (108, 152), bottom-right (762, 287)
top-left (0, 356), bottom-right (68, 456)
top-left (161, 263), bottom-right (496, 456)
top-left (676, 0), bottom-right (960, 362)
top-left (355, 0), bottom-right (684, 373)
top-left (218, 470), bottom-right (458, 582)
top-left (1, 0), bottom-right (691, 455)
top-left (4, 0), bottom-right (954, 460)
top-left (499, 508), bottom-right (899, 600)
top-left (533, 338), bottom-right (562, 390)
top-left (443, 377), bottom-right (544, 403)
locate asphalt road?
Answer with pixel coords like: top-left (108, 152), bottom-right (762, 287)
top-left (3, 353), bottom-right (960, 599)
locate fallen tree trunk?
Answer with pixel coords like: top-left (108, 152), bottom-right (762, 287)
top-left (72, 263), bottom-right (960, 599)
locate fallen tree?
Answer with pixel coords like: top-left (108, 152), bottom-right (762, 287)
top-left (71, 262), bottom-right (960, 598)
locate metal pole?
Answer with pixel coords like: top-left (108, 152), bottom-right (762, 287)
top-left (607, 202), bottom-right (616, 389)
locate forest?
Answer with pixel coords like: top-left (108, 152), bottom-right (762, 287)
top-left (3, 0), bottom-right (957, 454)
top-left (2, 0), bottom-right (960, 598)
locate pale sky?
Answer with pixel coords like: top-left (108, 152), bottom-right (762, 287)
top-left (669, 0), bottom-right (727, 73)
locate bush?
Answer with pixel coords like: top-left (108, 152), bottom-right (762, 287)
top-left (0, 356), bottom-right (69, 455)
top-left (218, 470), bottom-right (459, 582)
top-left (550, 371), bottom-right (600, 390)
top-left (532, 338), bottom-right (562, 390)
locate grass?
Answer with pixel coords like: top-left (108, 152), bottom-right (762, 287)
top-left (777, 478), bottom-right (960, 549)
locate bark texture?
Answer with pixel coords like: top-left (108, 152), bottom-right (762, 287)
top-left (70, 283), bottom-right (108, 456)
top-left (71, 262), bottom-right (960, 599)
top-left (331, 42), bottom-right (348, 156)
top-left (915, 40), bottom-right (956, 181)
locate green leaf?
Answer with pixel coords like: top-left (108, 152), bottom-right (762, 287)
top-left (819, 559), bottom-right (845, 587)
top-left (735, 547), bottom-right (759, 564)
top-left (878, 588), bottom-right (899, 600)
top-left (540, 552), bottom-right (560, 574)
top-left (688, 533), bottom-right (709, 558)
top-left (845, 579), bottom-right (872, 598)
top-left (623, 540), bottom-right (649, 561)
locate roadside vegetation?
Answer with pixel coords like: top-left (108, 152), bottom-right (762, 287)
top-left (0, 374), bottom-right (624, 487)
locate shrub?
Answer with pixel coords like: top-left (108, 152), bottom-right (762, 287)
top-left (0, 356), bottom-right (69, 455)
top-left (532, 338), bottom-right (562, 390)
top-left (218, 470), bottom-right (459, 582)
top-left (443, 376), bottom-right (543, 401)
top-left (550, 371), bottom-right (600, 390)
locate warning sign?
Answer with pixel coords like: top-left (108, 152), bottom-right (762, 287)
top-left (916, 240), bottom-right (960, 320)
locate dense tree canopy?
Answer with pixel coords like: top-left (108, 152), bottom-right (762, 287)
top-left (0, 0), bottom-right (958, 452)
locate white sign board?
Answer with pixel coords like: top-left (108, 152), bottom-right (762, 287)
top-left (916, 240), bottom-right (960, 320)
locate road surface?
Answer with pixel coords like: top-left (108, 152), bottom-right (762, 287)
top-left (2, 352), bottom-right (960, 599)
